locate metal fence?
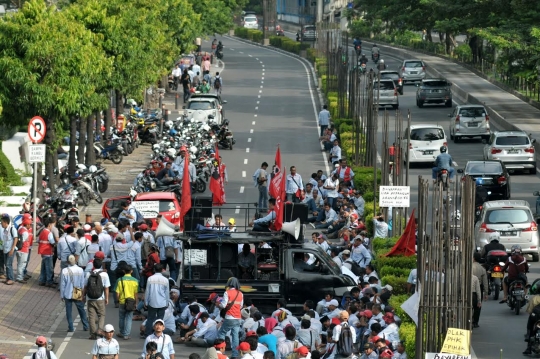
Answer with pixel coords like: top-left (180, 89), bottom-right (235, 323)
top-left (416, 176), bottom-right (476, 356)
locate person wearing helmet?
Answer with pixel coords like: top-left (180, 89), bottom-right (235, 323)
top-left (480, 232), bottom-right (506, 258)
top-left (372, 44), bottom-right (380, 61)
top-left (432, 146), bottom-right (455, 183)
top-left (500, 244), bottom-right (528, 303)
top-left (359, 53), bottom-right (368, 65)
top-left (523, 279), bottom-right (540, 354)
top-left (376, 59), bottom-right (386, 71)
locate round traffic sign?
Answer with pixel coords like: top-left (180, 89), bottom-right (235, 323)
top-left (28, 116), bottom-right (46, 143)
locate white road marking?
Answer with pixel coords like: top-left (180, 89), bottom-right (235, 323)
top-left (240, 186), bottom-right (245, 193)
top-left (235, 206), bottom-right (240, 214)
top-left (262, 64), bottom-right (265, 67)
top-left (246, 148), bottom-right (250, 153)
top-left (250, 129), bottom-right (254, 133)
top-left (230, 48), bottom-right (235, 50)
top-left (248, 138), bottom-right (252, 142)
top-left (252, 121), bottom-right (256, 125)
top-left (261, 81), bottom-right (264, 84)
top-left (260, 85), bottom-right (263, 88)
top-left (254, 114), bottom-right (257, 117)
top-left (244, 159), bottom-right (248, 164)
top-left (242, 171), bottom-right (246, 177)
top-left (256, 58), bottom-right (259, 60)
top-left (453, 161), bottom-right (458, 166)
top-left (255, 107), bottom-right (258, 110)
top-left (257, 101), bottom-right (260, 104)
top-left (260, 61), bottom-right (263, 63)
top-left (240, 51), bottom-right (244, 54)
top-left (258, 95), bottom-right (261, 98)
top-left (262, 77), bottom-right (264, 80)
top-left (249, 55), bottom-right (252, 57)
top-left (259, 90), bottom-right (262, 93)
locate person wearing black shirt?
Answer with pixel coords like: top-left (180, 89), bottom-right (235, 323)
top-left (157, 162), bottom-right (176, 184)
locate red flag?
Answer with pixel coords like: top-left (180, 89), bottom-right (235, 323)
top-left (269, 147), bottom-right (282, 199)
top-left (385, 209), bottom-right (416, 257)
top-left (274, 167), bottom-right (286, 231)
top-left (180, 156), bottom-right (192, 231)
top-left (210, 144), bottom-right (226, 205)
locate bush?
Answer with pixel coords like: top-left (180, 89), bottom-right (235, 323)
top-left (363, 191), bottom-right (374, 202)
top-left (380, 274), bottom-right (408, 295)
top-left (352, 166), bottom-right (381, 195)
top-left (307, 48), bottom-right (317, 63)
top-left (372, 236), bottom-right (399, 252)
top-left (374, 254), bottom-right (417, 271)
top-left (235, 28), bottom-right (263, 42)
top-left (0, 146), bottom-right (22, 186)
top-left (399, 322), bottom-right (417, 359)
top-left (454, 43), bottom-right (472, 61)
top-left (388, 294), bottom-right (414, 325)
top-left (379, 266), bottom-right (411, 279)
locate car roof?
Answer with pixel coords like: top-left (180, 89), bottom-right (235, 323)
top-left (409, 124), bottom-right (444, 129)
top-left (135, 192), bottom-right (177, 201)
top-left (465, 160), bottom-right (503, 171)
top-left (483, 200), bottom-right (530, 209)
top-left (456, 104), bottom-right (486, 109)
top-left (191, 94), bottom-right (221, 101)
top-left (403, 59), bottom-right (424, 63)
top-left (303, 25), bottom-right (315, 28)
top-left (493, 131), bottom-right (528, 137)
top-left (188, 98), bottom-right (216, 103)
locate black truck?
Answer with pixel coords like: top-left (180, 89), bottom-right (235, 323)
top-left (178, 233), bottom-right (356, 315)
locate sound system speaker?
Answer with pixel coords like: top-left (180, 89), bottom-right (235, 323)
top-left (184, 217), bottom-right (204, 234)
top-left (184, 266), bottom-right (210, 281)
top-left (210, 267), bottom-right (236, 280)
top-left (283, 203), bottom-right (308, 224)
top-left (189, 196), bottom-right (213, 218)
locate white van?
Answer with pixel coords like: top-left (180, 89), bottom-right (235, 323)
top-left (402, 124), bottom-right (448, 163)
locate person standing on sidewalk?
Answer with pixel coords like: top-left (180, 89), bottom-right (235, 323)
top-left (38, 219), bottom-right (56, 287)
top-left (34, 336), bottom-right (58, 359)
top-left (1, 214), bottom-right (19, 285)
top-left (318, 105), bottom-right (331, 137)
top-left (217, 277), bottom-right (244, 359)
top-left (286, 166), bottom-right (304, 203)
top-left (144, 263), bottom-right (169, 337)
top-left (91, 324), bottom-right (120, 359)
top-left (57, 226), bottom-right (81, 286)
top-left (15, 216), bottom-right (32, 284)
top-left (116, 264), bottom-right (139, 340)
top-left (85, 257), bottom-right (110, 340)
top-left (60, 254), bottom-right (89, 332)
top-left (253, 162), bottom-right (269, 212)
top-left (181, 69), bottom-right (192, 103)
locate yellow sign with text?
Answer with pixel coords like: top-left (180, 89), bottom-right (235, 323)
top-left (441, 328), bottom-right (471, 356)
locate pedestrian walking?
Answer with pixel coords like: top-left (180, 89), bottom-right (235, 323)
top-left (60, 254), bottom-right (89, 332)
top-left (172, 65), bottom-right (181, 91)
top-left (217, 277), bottom-right (244, 359)
top-left (472, 253), bottom-right (488, 328)
top-left (33, 336), bottom-right (58, 359)
top-left (318, 105), bottom-right (331, 137)
top-left (91, 324), bottom-right (119, 359)
top-left (142, 319), bottom-right (175, 359)
top-left (38, 219), bottom-right (56, 287)
top-left (285, 166), bottom-right (304, 203)
top-left (181, 69), bottom-right (192, 103)
top-left (15, 216), bottom-right (32, 284)
top-left (253, 162), bottom-right (269, 212)
top-left (144, 263), bottom-right (170, 337)
top-left (57, 225), bottom-right (81, 287)
top-left (115, 264), bottom-right (139, 340)
top-left (85, 257), bottom-right (111, 340)
top-left (1, 213), bottom-right (19, 285)
top-left (213, 72), bottom-right (222, 95)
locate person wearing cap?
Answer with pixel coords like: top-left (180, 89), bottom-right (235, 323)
top-left (237, 341), bottom-right (253, 359)
top-left (360, 343), bottom-right (377, 359)
top-left (351, 236), bottom-right (371, 269)
top-left (57, 226), bottom-right (81, 284)
top-left (91, 324), bottom-right (119, 359)
top-left (206, 292), bottom-right (222, 320)
top-left (173, 147), bottom-right (197, 184)
top-left (60, 254), bottom-right (89, 332)
top-left (142, 319), bottom-right (175, 359)
top-left (34, 335), bottom-right (57, 359)
top-left (217, 277), bottom-right (244, 358)
top-left (326, 299), bottom-right (341, 319)
top-left (227, 218), bottom-right (237, 232)
top-left (144, 263), bottom-right (170, 337)
top-left (38, 218), bottom-right (57, 287)
top-left (76, 228), bottom-right (91, 269)
top-left (379, 312), bottom-right (399, 344)
top-left (85, 257), bottom-right (111, 340)
top-left (15, 215), bottom-right (33, 284)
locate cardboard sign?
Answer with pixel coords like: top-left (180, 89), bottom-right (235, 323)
top-left (379, 186), bottom-right (410, 207)
top-left (425, 354), bottom-right (471, 359)
top-left (132, 201), bottom-right (159, 218)
top-left (440, 328), bottom-right (471, 356)
top-left (184, 249), bottom-right (208, 266)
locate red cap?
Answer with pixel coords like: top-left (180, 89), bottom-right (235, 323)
top-left (63, 224), bottom-right (71, 230)
top-left (359, 310), bottom-right (373, 319)
top-left (139, 223), bottom-right (148, 230)
top-left (94, 251), bottom-right (105, 260)
top-left (214, 341), bottom-right (226, 349)
top-left (206, 293), bottom-right (218, 302)
top-left (294, 346), bottom-right (310, 356)
top-left (237, 342), bottom-right (251, 351)
top-left (370, 336), bottom-right (381, 344)
top-left (331, 318), bottom-right (341, 326)
top-left (36, 336), bottom-right (47, 345)
top-left (246, 330), bottom-right (257, 337)
top-left (22, 218), bottom-right (32, 225)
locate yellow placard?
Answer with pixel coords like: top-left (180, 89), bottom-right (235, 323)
top-left (441, 327), bottom-right (471, 356)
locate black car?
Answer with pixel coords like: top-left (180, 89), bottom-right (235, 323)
top-left (416, 78), bottom-right (452, 107)
top-left (460, 160), bottom-right (511, 200)
top-left (379, 70), bottom-right (403, 95)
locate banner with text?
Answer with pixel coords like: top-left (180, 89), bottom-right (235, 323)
top-left (379, 186), bottom-right (410, 207)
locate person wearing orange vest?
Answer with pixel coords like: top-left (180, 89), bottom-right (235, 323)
top-left (332, 159), bottom-right (355, 187)
top-left (15, 216), bottom-right (33, 284)
top-left (217, 277), bottom-right (244, 359)
top-left (38, 219), bottom-right (56, 287)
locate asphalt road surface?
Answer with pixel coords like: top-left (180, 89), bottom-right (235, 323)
top-left (48, 35), bottom-right (538, 359)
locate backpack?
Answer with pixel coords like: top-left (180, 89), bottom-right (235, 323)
top-left (336, 323), bottom-right (353, 357)
top-left (134, 208), bottom-right (144, 223)
top-left (32, 350), bottom-right (51, 359)
top-left (345, 259), bottom-right (365, 277)
top-left (214, 77), bottom-right (221, 89)
top-left (86, 270), bottom-right (105, 300)
top-left (141, 234), bottom-right (152, 259)
top-left (284, 341), bottom-right (299, 359)
top-left (13, 226), bottom-right (24, 251)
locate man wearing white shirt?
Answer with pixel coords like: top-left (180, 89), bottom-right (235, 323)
top-left (173, 147), bottom-right (197, 184)
top-left (323, 173), bottom-right (339, 208)
top-left (172, 65), bottom-right (182, 90)
top-left (329, 140), bottom-right (342, 165)
top-left (184, 312), bottom-right (218, 347)
top-left (316, 179), bottom-right (327, 200)
top-left (309, 203), bottom-right (338, 229)
top-left (285, 166), bottom-right (304, 203)
top-left (316, 235), bottom-right (330, 254)
top-left (76, 228), bottom-right (91, 268)
top-left (351, 237), bottom-right (371, 268)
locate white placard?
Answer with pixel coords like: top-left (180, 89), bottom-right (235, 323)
top-left (425, 354), bottom-right (471, 359)
top-left (132, 201), bottom-right (159, 218)
top-left (28, 144), bottom-right (46, 163)
top-left (379, 186), bottom-right (410, 207)
top-left (184, 249), bottom-right (208, 266)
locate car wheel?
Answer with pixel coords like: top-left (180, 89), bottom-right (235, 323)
top-left (449, 129), bottom-right (454, 141)
top-left (417, 100), bottom-right (424, 108)
top-left (531, 167), bottom-right (537, 175)
top-left (392, 104), bottom-right (399, 109)
top-left (533, 253), bottom-right (539, 262)
top-left (454, 135), bottom-right (459, 143)
top-left (445, 99), bottom-right (452, 107)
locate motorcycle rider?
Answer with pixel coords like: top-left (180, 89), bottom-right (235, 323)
top-left (359, 53), bottom-right (368, 65)
top-left (431, 146), bottom-right (455, 184)
top-left (523, 284), bottom-right (540, 355)
top-left (353, 37), bottom-right (362, 54)
top-left (480, 232), bottom-right (506, 258)
top-left (377, 59), bottom-right (387, 71)
top-left (372, 44), bottom-right (380, 61)
top-left (500, 244), bottom-right (529, 304)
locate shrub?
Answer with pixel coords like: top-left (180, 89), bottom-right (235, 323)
top-left (307, 48), bottom-right (317, 63)
top-left (454, 43), bottom-right (472, 61)
top-left (380, 274), bottom-right (408, 295)
top-left (379, 266), bottom-right (411, 279)
top-left (352, 166), bottom-right (381, 195)
top-left (247, 29), bottom-right (263, 42)
top-left (399, 322), bottom-right (417, 359)
top-left (0, 146), bottom-right (22, 186)
top-left (363, 191), bottom-right (374, 202)
top-left (388, 294), bottom-right (414, 324)
top-left (372, 236), bottom-right (399, 252)
top-left (374, 254), bottom-right (417, 271)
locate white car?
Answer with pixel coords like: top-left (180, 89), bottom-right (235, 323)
top-left (185, 98), bottom-right (222, 124)
top-left (243, 15), bottom-right (258, 29)
top-left (374, 79), bottom-right (399, 109)
top-left (399, 59), bottom-right (427, 83)
top-left (402, 124), bottom-right (448, 163)
top-left (448, 104), bottom-right (491, 142)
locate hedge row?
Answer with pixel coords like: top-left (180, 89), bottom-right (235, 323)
top-left (268, 36), bottom-right (310, 54)
top-left (235, 27), bottom-right (263, 43)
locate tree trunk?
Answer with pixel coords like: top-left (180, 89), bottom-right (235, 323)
top-left (105, 107), bottom-right (112, 142)
top-left (68, 116), bottom-right (77, 177)
top-left (115, 89), bottom-right (123, 123)
top-left (77, 116), bottom-right (87, 165)
top-left (44, 118), bottom-right (57, 192)
top-left (426, 29), bottom-right (432, 42)
top-left (163, 75), bottom-right (171, 93)
top-left (95, 110), bottom-right (102, 145)
top-left (86, 113), bottom-right (96, 165)
top-left (469, 35), bottom-right (478, 63)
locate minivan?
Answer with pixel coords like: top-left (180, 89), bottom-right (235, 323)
top-left (402, 124), bottom-right (448, 163)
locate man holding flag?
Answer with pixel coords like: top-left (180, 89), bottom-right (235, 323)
top-left (209, 144), bottom-right (226, 206)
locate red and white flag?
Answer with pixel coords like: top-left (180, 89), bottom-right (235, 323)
top-left (210, 144), bottom-right (226, 206)
top-left (274, 167), bottom-right (286, 231)
top-left (269, 146), bottom-right (282, 199)
top-left (180, 156), bottom-right (192, 231)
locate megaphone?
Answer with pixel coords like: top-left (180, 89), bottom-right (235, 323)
top-left (282, 218), bottom-right (301, 240)
top-left (155, 216), bottom-right (181, 237)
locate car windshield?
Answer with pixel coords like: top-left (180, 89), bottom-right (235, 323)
top-left (465, 162), bottom-right (503, 174)
top-left (459, 108), bottom-right (486, 117)
top-left (304, 26), bottom-right (315, 31)
top-left (486, 209), bottom-right (531, 224)
top-left (188, 101), bottom-right (214, 110)
top-left (245, 16), bottom-right (257, 22)
top-left (423, 81), bottom-right (448, 87)
top-left (410, 128), bottom-right (444, 141)
top-left (405, 61), bottom-right (423, 68)
top-left (374, 81), bottom-right (395, 90)
top-left (495, 136), bottom-right (529, 146)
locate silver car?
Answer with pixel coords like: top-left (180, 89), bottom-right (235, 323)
top-left (399, 59), bottom-right (426, 83)
top-left (483, 131), bottom-right (537, 174)
top-left (449, 105), bottom-right (491, 142)
top-left (373, 79), bottom-right (399, 109)
top-left (243, 15), bottom-right (258, 29)
top-left (474, 200), bottom-right (539, 261)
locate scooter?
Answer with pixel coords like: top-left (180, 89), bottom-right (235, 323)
top-left (216, 46), bottom-right (224, 60)
top-left (484, 250), bottom-right (507, 300)
top-left (507, 277), bottom-right (527, 315)
top-left (94, 141), bottom-right (123, 164)
top-left (437, 169), bottom-right (450, 190)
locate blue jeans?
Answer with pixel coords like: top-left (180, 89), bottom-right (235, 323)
top-left (432, 167), bottom-right (455, 180)
top-left (218, 319), bottom-right (241, 358)
top-left (308, 210), bottom-right (326, 223)
top-left (24, 248), bottom-right (32, 276)
top-left (145, 306), bottom-right (166, 337)
top-left (304, 198), bottom-right (318, 213)
top-left (4, 252), bottom-right (14, 281)
top-left (315, 222), bottom-right (332, 229)
top-left (15, 251), bottom-right (28, 281)
top-left (39, 256), bottom-right (54, 285)
top-left (258, 185), bottom-right (268, 211)
top-left (65, 299), bottom-right (89, 332)
top-left (326, 197), bottom-right (336, 208)
top-left (119, 305), bottom-right (134, 337)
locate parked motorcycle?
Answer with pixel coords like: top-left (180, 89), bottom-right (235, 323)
top-left (94, 140), bottom-right (123, 164)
